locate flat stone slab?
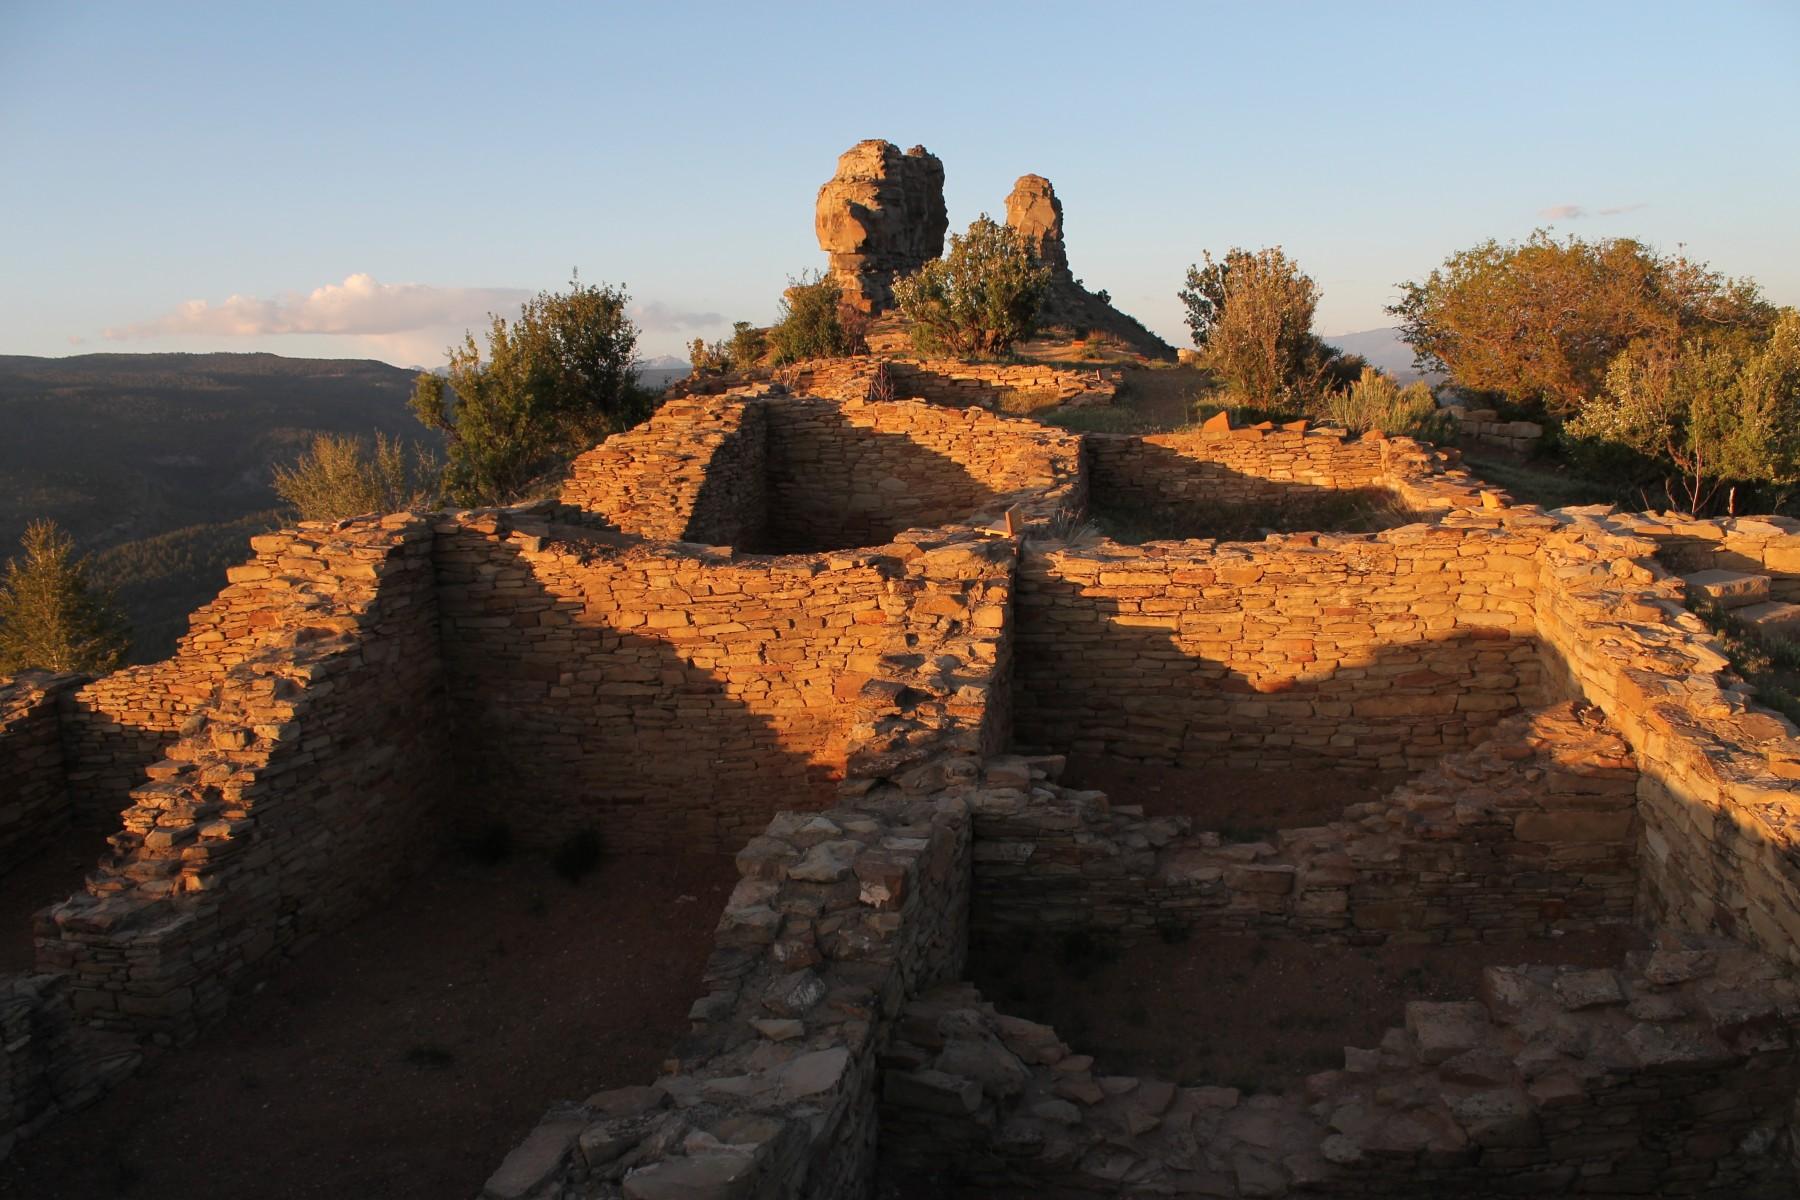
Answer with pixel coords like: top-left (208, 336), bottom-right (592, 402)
top-left (1682, 569), bottom-right (1770, 609)
top-left (1736, 600), bottom-right (1800, 639)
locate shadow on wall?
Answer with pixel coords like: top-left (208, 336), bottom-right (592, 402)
top-left (757, 401), bottom-right (1007, 553)
top-left (1011, 564), bottom-right (1541, 772)
top-left (436, 533), bottom-right (845, 852)
top-left (1086, 442), bottom-right (1421, 543)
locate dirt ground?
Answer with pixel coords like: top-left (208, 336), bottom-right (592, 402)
top-left (0, 825), bottom-right (110, 974)
top-left (970, 926), bottom-right (1645, 1097)
top-left (1059, 755), bottom-right (1407, 835)
top-left (0, 849), bottom-right (738, 1200)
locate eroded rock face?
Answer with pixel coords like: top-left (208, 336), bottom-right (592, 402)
top-left (815, 139), bottom-right (947, 313)
top-left (1004, 174), bottom-right (1070, 279)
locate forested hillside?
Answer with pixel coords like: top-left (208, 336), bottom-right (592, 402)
top-left (0, 353), bottom-right (433, 660)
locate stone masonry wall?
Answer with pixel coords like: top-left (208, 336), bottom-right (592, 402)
top-left (1012, 527), bottom-right (1545, 772)
top-left (1605, 510), bottom-right (1800, 601)
top-left (880, 932), bottom-right (1799, 1197)
top-left (972, 703), bottom-right (1639, 945)
top-left (0, 673), bottom-right (83, 873)
top-left (561, 396), bottom-right (769, 547)
top-left (1531, 512), bottom-right (1800, 969)
top-left (433, 507), bottom-right (1020, 853)
top-left (759, 396), bottom-right (1083, 552)
top-left (58, 521), bottom-right (436, 823)
top-left (785, 357), bottom-right (1118, 412)
top-left (36, 514), bottom-right (451, 1043)
top-left (1082, 424), bottom-right (1490, 535)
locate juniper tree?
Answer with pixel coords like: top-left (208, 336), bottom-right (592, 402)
top-left (0, 520), bottom-right (132, 674)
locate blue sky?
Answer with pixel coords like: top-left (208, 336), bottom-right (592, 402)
top-left (3, 1), bottom-right (1797, 366)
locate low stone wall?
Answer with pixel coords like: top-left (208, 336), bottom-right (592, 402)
top-left (761, 395), bottom-right (1083, 552)
top-left (0, 673), bottom-right (83, 873)
top-left (785, 357), bottom-right (1118, 411)
top-left (58, 520), bottom-right (433, 823)
top-left (36, 514), bottom-right (451, 1043)
top-left (1605, 510), bottom-right (1800, 601)
top-left (559, 391), bottom-right (1082, 554)
top-left (973, 704), bottom-right (1639, 945)
top-left (880, 933), bottom-right (1799, 1197)
top-left (1530, 512), bottom-right (1800, 969)
top-left (435, 508), bottom-right (1019, 853)
top-left (1082, 423), bottom-right (1496, 535)
top-left (1445, 405), bottom-right (1544, 454)
top-left (561, 395), bottom-right (769, 547)
top-left (479, 788), bottom-right (973, 1200)
top-left (1012, 526), bottom-right (1545, 772)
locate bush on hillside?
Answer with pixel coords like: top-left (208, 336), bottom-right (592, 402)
top-left (767, 272), bottom-right (862, 364)
top-left (893, 216), bottom-right (1050, 358)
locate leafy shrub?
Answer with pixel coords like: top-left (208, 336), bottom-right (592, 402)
top-left (551, 829), bottom-right (603, 884)
top-left (1314, 366), bottom-right (1449, 440)
top-left (1566, 309), bottom-right (1800, 512)
top-left (893, 215), bottom-right (1050, 357)
top-left (1390, 230), bottom-right (1773, 415)
top-left (767, 272), bottom-right (861, 364)
top-left (411, 275), bottom-right (651, 506)
top-left (273, 431), bottom-right (440, 522)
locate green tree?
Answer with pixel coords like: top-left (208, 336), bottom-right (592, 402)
top-left (1566, 309), bottom-right (1800, 513)
top-left (1200, 247), bottom-right (1321, 409)
top-left (1176, 253), bottom-right (1232, 347)
top-left (0, 520), bottom-right (132, 674)
top-left (893, 216), bottom-right (1051, 357)
top-left (767, 272), bottom-right (861, 365)
top-left (272, 432), bottom-right (440, 522)
top-left (1391, 231), bottom-right (1771, 415)
top-left (411, 276), bottom-right (650, 505)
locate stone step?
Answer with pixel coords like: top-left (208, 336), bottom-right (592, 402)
top-left (1734, 601), bottom-right (1800, 641)
top-left (1682, 569), bottom-right (1771, 610)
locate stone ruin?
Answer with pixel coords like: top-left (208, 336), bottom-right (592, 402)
top-left (814, 140), bottom-right (1172, 358)
top-left (3, 378), bottom-right (1800, 1196)
top-left (4, 150), bottom-right (1800, 1197)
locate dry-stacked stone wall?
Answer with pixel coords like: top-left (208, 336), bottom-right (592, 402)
top-left (973, 703), bottom-right (1640, 944)
top-left (1606, 510), bottom-right (1800, 599)
top-left (559, 390), bottom-right (1083, 554)
top-left (561, 396), bottom-right (769, 547)
top-left (760, 395), bottom-right (1082, 552)
top-left (57, 521), bottom-right (438, 823)
top-left (434, 506), bottom-right (1020, 853)
top-left (1530, 513), bottom-right (1800, 968)
top-left (0, 673), bottom-right (83, 872)
top-left (785, 357), bottom-right (1118, 411)
top-left (880, 933), bottom-right (1799, 1198)
top-left (1083, 423), bottom-right (1488, 536)
top-left (1013, 527), bottom-right (1545, 772)
top-left (35, 514), bottom-right (450, 1043)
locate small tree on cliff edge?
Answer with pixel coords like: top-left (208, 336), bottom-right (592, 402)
top-left (894, 216), bottom-right (1050, 357)
top-left (0, 520), bottom-right (132, 674)
top-left (411, 275), bottom-right (650, 506)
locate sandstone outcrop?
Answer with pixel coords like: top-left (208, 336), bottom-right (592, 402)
top-left (814, 140), bottom-right (947, 314)
top-left (1002, 171), bottom-right (1174, 359)
top-left (1003, 173), bottom-right (1070, 279)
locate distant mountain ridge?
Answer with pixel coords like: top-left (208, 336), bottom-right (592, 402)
top-left (1321, 327), bottom-right (1436, 383)
top-left (0, 352), bottom-right (432, 659)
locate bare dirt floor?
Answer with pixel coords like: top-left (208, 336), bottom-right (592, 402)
top-left (1059, 755), bottom-right (1408, 835)
top-left (970, 925), bottom-right (1647, 1098)
top-left (0, 849), bottom-right (738, 1200)
top-left (0, 825), bottom-right (111, 974)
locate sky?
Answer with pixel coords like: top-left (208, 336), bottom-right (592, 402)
top-left (3, 1), bottom-right (1798, 367)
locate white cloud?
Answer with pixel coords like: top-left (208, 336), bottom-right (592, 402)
top-left (629, 300), bottom-right (725, 332)
top-left (102, 274), bottom-right (533, 341)
top-left (1537, 202), bottom-right (1649, 221)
